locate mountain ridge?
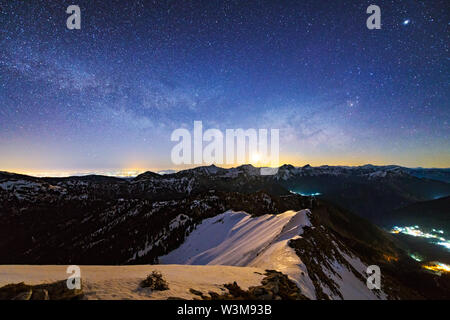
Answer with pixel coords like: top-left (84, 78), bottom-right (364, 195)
top-left (1, 166), bottom-right (450, 299)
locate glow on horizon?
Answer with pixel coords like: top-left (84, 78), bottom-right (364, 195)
top-left (2, 146), bottom-right (450, 177)
top-left (0, 168), bottom-right (152, 178)
top-left (3, 158), bottom-right (450, 178)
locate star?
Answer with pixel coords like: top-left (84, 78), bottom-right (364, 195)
top-left (403, 19), bottom-right (411, 26)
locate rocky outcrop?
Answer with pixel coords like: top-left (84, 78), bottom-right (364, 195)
top-left (0, 280), bottom-right (83, 300)
top-left (190, 270), bottom-right (309, 300)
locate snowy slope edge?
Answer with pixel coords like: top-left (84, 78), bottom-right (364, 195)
top-left (160, 209), bottom-right (385, 300)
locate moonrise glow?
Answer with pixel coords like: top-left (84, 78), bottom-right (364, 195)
top-left (0, 0), bottom-right (448, 175)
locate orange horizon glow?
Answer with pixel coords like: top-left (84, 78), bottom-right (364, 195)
top-left (2, 158), bottom-right (450, 178)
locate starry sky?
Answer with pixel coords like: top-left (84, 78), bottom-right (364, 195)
top-left (0, 0), bottom-right (449, 175)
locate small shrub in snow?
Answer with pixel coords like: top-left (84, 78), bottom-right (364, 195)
top-left (140, 271), bottom-right (169, 291)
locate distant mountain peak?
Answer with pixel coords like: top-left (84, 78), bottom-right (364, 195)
top-left (133, 171), bottom-right (162, 181)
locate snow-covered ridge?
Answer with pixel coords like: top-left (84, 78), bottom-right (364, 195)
top-left (160, 209), bottom-right (384, 300)
top-left (161, 210), bottom-right (310, 266)
top-left (273, 164), bottom-right (410, 180)
top-left (149, 163), bottom-right (411, 181)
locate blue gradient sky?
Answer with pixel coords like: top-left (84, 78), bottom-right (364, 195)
top-left (0, 0), bottom-right (449, 175)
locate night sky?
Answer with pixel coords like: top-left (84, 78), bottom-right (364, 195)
top-left (0, 0), bottom-right (449, 175)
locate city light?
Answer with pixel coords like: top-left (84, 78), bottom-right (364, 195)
top-left (423, 262), bottom-right (450, 274)
top-left (390, 226), bottom-right (450, 251)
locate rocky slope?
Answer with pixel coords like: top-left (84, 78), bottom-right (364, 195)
top-left (1, 165), bottom-right (450, 299)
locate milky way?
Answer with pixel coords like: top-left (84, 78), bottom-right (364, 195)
top-left (0, 0), bottom-right (448, 173)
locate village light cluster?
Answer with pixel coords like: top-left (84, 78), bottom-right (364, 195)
top-left (391, 226), bottom-right (450, 251)
top-left (423, 262), bottom-right (450, 274)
